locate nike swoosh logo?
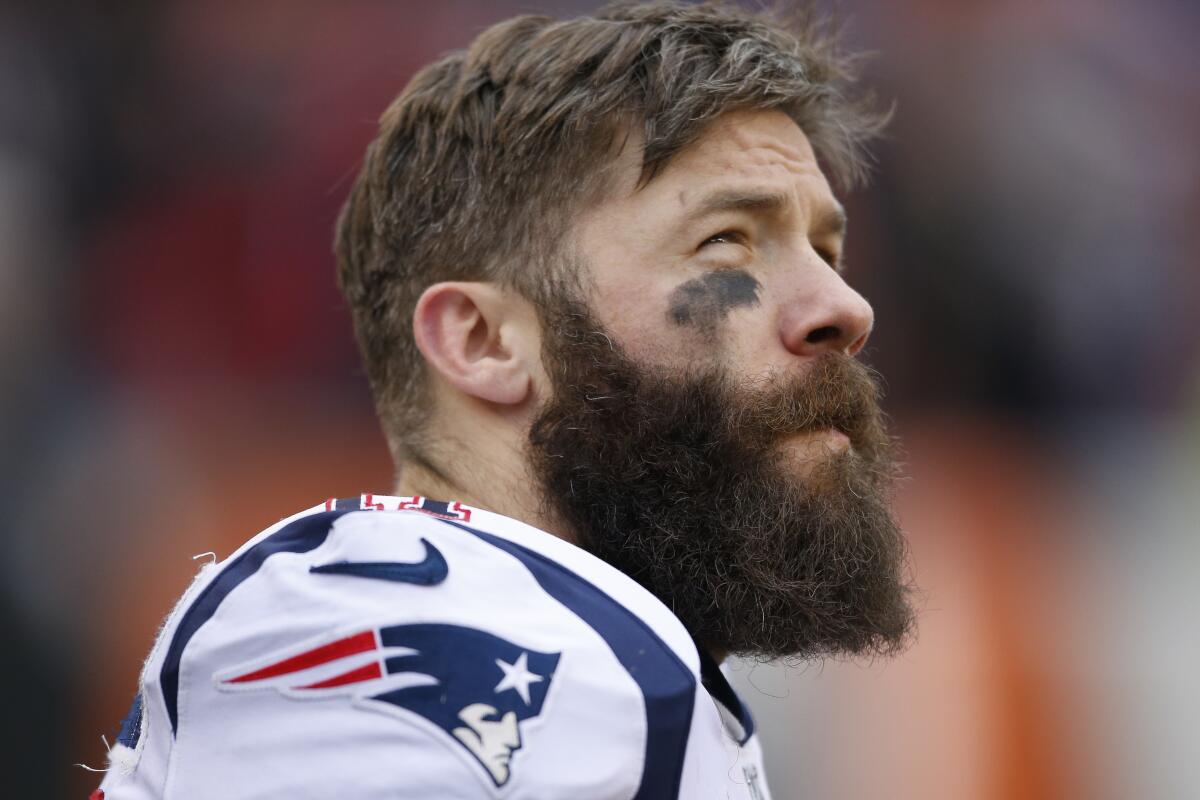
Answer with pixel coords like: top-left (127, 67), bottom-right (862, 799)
top-left (309, 538), bottom-right (448, 586)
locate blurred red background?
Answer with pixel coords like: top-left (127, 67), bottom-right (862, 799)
top-left (2, 1), bottom-right (1196, 797)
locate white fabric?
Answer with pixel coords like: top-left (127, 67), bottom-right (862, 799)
top-left (98, 495), bottom-right (773, 799)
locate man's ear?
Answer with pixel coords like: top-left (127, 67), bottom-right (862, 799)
top-left (412, 282), bottom-right (537, 407)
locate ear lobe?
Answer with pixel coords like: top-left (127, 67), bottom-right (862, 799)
top-left (413, 282), bottom-right (534, 407)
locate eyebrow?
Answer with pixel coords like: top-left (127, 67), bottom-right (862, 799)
top-left (683, 188), bottom-right (789, 225)
top-left (812, 204), bottom-right (848, 239)
top-left (682, 187), bottom-right (848, 239)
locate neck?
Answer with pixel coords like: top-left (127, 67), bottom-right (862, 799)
top-left (394, 441), bottom-right (578, 546)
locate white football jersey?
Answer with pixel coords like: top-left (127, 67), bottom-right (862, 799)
top-left (96, 495), bottom-right (773, 799)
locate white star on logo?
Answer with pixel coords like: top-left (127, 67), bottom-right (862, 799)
top-left (494, 652), bottom-right (543, 705)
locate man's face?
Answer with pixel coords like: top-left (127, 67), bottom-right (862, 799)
top-left (576, 110), bottom-right (873, 453)
top-left (526, 110), bottom-right (914, 660)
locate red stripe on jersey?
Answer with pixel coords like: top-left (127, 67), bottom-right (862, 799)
top-left (297, 660), bottom-right (383, 689)
top-left (226, 630), bottom-right (377, 683)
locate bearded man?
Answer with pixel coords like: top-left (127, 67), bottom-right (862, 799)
top-left (95, 2), bottom-right (914, 798)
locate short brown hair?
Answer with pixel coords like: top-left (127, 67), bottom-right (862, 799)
top-left (335, 0), bottom-right (887, 464)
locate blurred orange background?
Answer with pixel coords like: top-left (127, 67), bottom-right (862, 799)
top-left (2, 1), bottom-right (1197, 797)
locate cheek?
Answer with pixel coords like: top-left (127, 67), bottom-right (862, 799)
top-left (588, 273), bottom-right (683, 360)
top-left (666, 269), bottom-right (762, 335)
top-left (590, 269), bottom-right (772, 367)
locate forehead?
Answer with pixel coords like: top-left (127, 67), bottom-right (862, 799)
top-left (596, 109), bottom-right (838, 222)
top-left (668, 109), bottom-right (824, 189)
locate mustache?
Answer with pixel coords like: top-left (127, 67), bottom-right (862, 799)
top-left (722, 354), bottom-right (888, 452)
top-left (541, 314), bottom-right (889, 458)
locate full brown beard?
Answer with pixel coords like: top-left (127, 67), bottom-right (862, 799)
top-left (528, 299), bottom-right (915, 660)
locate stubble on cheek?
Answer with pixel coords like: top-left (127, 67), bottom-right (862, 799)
top-left (667, 269), bottom-right (761, 337)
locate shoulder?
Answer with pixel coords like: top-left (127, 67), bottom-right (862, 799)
top-left (102, 495), bottom-right (702, 799)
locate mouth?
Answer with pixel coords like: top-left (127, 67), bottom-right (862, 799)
top-left (778, 427), bottom-right (852, 464)
top-left (789, 426), bottom-right (850, 446)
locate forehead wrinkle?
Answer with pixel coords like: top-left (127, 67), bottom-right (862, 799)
top-left (715, 115), bottom-right (821, 170)
top-left (667, 118), bottom-right (819, 183)
top-left (672, 139), bottom-right (832, 231)
top-left (727, 141), bottom-right (819, 176)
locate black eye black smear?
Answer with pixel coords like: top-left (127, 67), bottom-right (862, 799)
top-left (668, 269), bottom-right (761, 334)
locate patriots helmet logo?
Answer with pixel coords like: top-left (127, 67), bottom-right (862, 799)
top-left (216, 624), bottom-right (561, 786)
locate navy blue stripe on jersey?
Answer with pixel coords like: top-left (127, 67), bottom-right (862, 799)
top-left (115, 692), bottom-right (144, 749)
top-left (160, 511), bottom-right (350, 735)
top-left (439, 519), bottom-right (696, 800)
top-left (697, 646), bottom-right (755, 745)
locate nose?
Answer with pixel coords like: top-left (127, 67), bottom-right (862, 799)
top-left (778, 267), bottom-right (875, 358)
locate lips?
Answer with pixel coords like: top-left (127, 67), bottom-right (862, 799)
top-left (779, 426), bottom-right (852, 455)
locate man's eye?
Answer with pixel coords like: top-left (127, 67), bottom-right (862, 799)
top-left (815, 247), bottom-right (841, 269)
top-left (701, 230), bottom-right (745, 247)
